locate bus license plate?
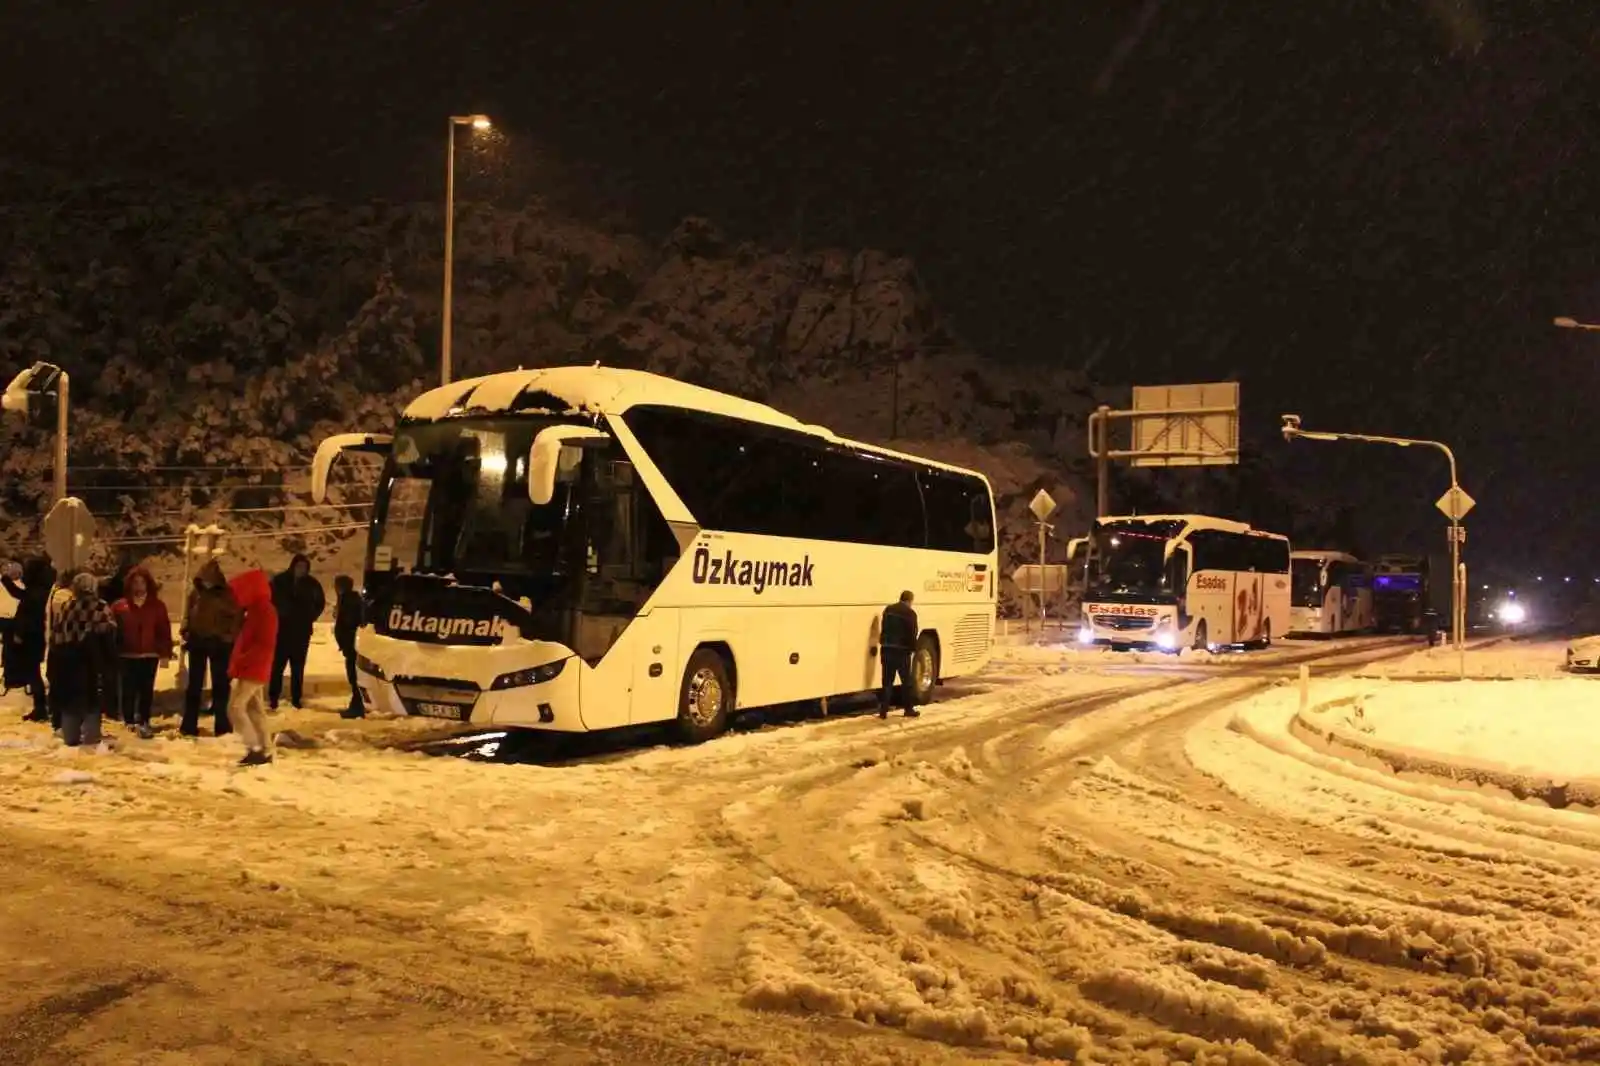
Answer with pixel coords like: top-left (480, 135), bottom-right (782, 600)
top-left (415, 701), bottom-right (469, 721)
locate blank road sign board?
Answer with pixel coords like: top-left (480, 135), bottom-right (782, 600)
top-left (1435, 486), bottom-right (1475, 522)
top-left (1130, 382), bottom-right (1240, 467)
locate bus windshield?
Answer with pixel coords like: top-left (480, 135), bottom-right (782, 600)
top-left (1088, 520), bottom-right (1184, 598)
top-left (1291, 558), bottom-right (1325, 607)
top-left (371, 417), bottom-right (589, 593)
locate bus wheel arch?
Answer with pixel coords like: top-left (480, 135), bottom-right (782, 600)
top-left (1192, 620), bottom-right (1209, 652)
top-left (675, 643), bottom-right (736, 744)
top-left (911, 632), bottom-right (941, 705)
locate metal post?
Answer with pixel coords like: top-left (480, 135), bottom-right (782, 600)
top-left (1095, 404), bottom-right (1110, 518)
top-left (54, 372), bottom-right (68, 504)
top-left (1456, 560), bottom-right (1466, 680)
top-left (1037, 520), bottom-right (1048, 625)
top-left (441, 120), bottom-right (457, 388)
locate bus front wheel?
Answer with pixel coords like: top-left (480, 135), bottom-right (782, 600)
top-left (675, 648), bottom-right (733, 744)
top-left (1192, 621), bottom-right (1209, 653)
top-left (911, 635), bottom-right (940, 706)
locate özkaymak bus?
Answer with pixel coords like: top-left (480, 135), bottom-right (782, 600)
top-left (311, 366), bottom-right (998, 742)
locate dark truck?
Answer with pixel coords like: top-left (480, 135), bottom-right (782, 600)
top-left (1371, 554), bottom-right (1446, 634)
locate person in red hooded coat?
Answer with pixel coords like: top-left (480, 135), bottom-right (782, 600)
top-left (111, 566), bottom-right (174, 739)
top-left (227, 568), bottom-right (279, 766)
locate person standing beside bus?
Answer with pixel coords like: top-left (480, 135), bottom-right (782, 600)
top-left (332, 575), bottom-right (365, 719)
top-left (877, 590), bottom-right (921, 719)
top-left (269, 554), bottom-right (324, 711)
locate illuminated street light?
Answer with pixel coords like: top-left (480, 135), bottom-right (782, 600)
top-left (442, 113), bottom-right (494, 387)
top-left (1281, 416), bottom-right (1469, 677)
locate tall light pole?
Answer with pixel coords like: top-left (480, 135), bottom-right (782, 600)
top-left (1281, 416), bottom-right (1469, 679)
top-left (442, 113), bottom-right (492, 387)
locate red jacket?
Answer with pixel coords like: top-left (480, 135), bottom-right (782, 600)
top-left (228, 568), bottom-right (279, 682)
top-left (112, 567), bottom-right (174, 659)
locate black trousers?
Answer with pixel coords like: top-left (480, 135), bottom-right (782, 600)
top-left (342, 649), bottom-right (364, 715)
top-left (182, 640), bottom-right (233, 735)
top-left (119, 658), bottom-right (160, 727)
top-left (17, 660), bottom-right (48, 722)
top-left (269, 635), bottom-right (311, 708)
top-left (880, 650), bottom-right (914, 712)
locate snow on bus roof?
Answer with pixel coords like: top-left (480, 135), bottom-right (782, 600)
top-left (1096, 514), bottom-right (1287, 538)
top-left (400, 365), bottom-right (989, 481)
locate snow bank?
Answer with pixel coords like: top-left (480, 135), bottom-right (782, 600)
top-left (1366, 639), bottom-right (1571, 680)
top-left (1291, 678), bottom-right (1600, 807)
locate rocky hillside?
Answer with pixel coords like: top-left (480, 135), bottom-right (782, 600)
top-left (0, 164), bottom-right (1100, 610)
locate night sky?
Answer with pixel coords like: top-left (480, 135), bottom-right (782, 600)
top-left (4, 1), bottom-right (1600, 577)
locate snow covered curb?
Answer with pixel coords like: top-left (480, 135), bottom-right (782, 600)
top-left (1285, 688), bottom-right (1600, 811)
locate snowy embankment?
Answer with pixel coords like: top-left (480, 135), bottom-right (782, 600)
top-left (1275, 676), bottom-right (1600, 808)
top-left (1361, 638), bottom-right (1570, 680)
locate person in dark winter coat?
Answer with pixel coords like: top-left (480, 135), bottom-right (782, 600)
top-left (332, 575), bottom-right (365, 718)
top-left (875, 590), bottom-right (921, 719)
top-left (268, 553), bottom-right (325, 710)
top-left (112, 566), bottom-right (174, 739)
top-left (180, 558), bottom-right (241, 737)
top-left (96, 561), bottom-right (135, 721)
top-left (0, 561), bottom-right (18, 683)
top-left (4, 556), bottom-right (54, 722)
top-left (47, 572), bottom-right (118, 747)
top-left (228, 568), bottom-right (279, 767)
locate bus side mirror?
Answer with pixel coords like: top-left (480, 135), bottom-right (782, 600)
top-left (1066, 536), bottom-right (1087, 563)
top-left (529, 426), bottom-right (608, 505)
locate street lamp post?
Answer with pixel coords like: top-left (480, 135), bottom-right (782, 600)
top-left (2, 362), bottom-right (69, 503)
top-left (1281, 416), bottom-right (1468, 679)
top-left (442, 113), bottom-right (492, 388)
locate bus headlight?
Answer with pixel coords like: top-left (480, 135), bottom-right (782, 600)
top-left (1077, 626), bottom-right (1095, 645)
top-left (355, 653), bottom-right (387, 681)
top-left (1154, 631), bottom-right (1177, 652)
top-left (1497, 601), bottom-right (1527, 625)
top-left (490, 657), bottom-right (569, 691)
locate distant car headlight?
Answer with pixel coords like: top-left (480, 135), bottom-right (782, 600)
top-left (490, 657), bottom-right (568, 691)
top-left (1497, 601), bottom-right (1527, 625)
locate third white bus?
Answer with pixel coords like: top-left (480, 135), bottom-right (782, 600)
top-left (1077, 514), bottom-right (1291, 652)
top-left (1289, 550), bottom-right (1373, 636)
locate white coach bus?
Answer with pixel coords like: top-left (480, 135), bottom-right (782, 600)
top-left (1289, 550), bottom-right (1373, 636)
top-left (1076, 514), bottom-right (1290, 652)
top-left (310, 366), bottom-right (998, 742)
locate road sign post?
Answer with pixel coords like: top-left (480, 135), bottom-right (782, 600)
top-left (1028, 489), bottom-right (1058, 632)
top-left (41, 497), bottom-right (95, 571)
top-left (1087, 382), bottom-right (1240, 518)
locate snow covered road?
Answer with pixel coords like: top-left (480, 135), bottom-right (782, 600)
top-left (5, 635), bottom-right (1600, 1063)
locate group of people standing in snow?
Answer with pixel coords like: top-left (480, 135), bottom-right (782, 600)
top-left (1, 551), bottom-right (365, 767)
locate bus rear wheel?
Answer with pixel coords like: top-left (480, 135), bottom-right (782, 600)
top-left (1251, 619), bottom-right (1273, 650)
top-left (911, 635), bottom-right (940, 706)
top-left (675, 648), bottom-right (733, 744)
